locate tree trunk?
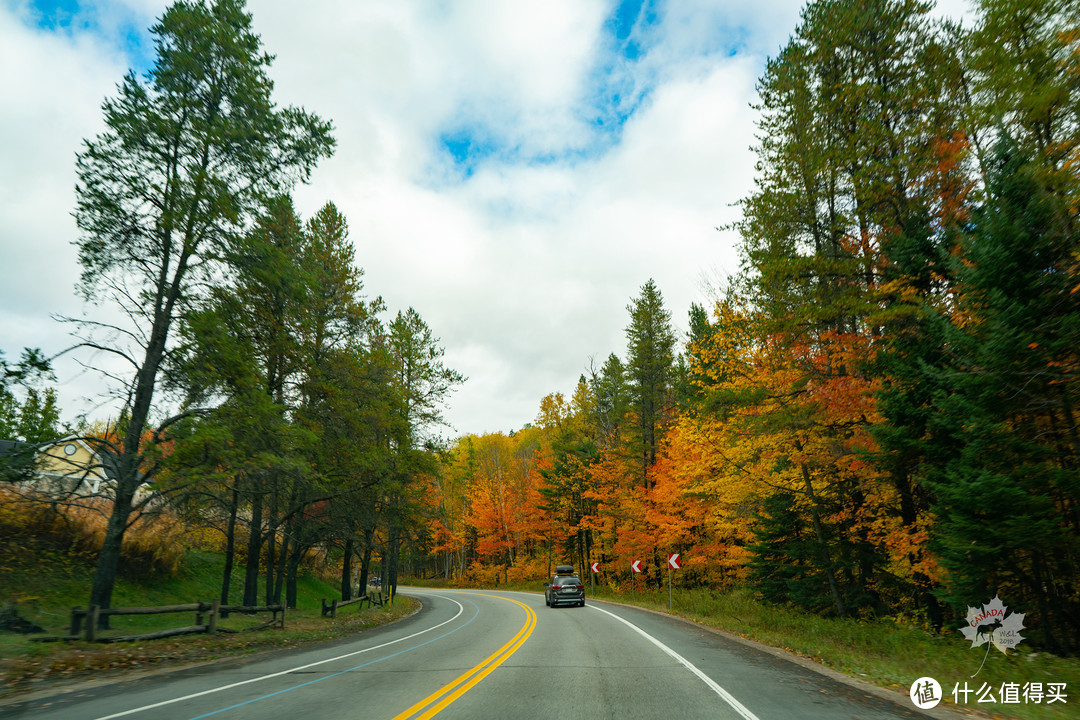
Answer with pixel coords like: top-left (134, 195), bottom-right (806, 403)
top-left (340, 537), bottom-right (354, 601)
top-left (264, 485), bottom-right (279, 606)
top-left (797, 458), bottom-right (846, 618)
top-left (273, 531), bottom-right (290, 605)
top-left (220, 487), bottom-right (239, 614)
top-left (243, 487), bottom-right (263, 607)
top-left (88, 241), bottom-right (188, 624)
top-left (388, 524), bottom-right (400, 602)
top-left (89, 484), bottom-right (135, 629)
top-left (286, 543), bottom-right (303, 609)
top-left (359, 528), bottom-right (374, 595)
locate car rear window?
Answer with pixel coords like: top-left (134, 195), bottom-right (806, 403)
top-left (556, 576), bottom-right (580, 586)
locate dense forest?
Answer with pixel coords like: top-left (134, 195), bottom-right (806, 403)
top-left (2, 0), bottom-right (1077, 654)
top-left (410, 0), bottom-right (1080, 655)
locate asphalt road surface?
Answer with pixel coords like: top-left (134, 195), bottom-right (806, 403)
top-left (0, 589), bottom-right (949, 719)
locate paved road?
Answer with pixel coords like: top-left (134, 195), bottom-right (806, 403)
top-left (1, 589), bottom-right (944, 719)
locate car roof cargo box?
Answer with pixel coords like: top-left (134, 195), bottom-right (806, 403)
top-left (554, 565), bottom-right (575, 574)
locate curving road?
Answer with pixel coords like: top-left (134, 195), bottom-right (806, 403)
top-left (1, 589), bottom-right (953, 719)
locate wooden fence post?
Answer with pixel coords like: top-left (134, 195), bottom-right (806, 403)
top-left (208, 600), bottom-right (219, 634)
top-left (331, 599), bottom-right (338, 619)
top-left (70, 607), bottom-right (82, 637)
top-left (86, 606), bottom-right (99, 643)
top-left (280, 604), bottom-right (286, 629)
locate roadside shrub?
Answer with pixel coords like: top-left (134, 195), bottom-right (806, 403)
top-left (0, 489), bottom-right (186, 578)
top-left (506, 556), bottom-right (547, 584)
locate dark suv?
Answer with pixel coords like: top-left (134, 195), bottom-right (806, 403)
top-left (544, 565), bottom-right (585, 607)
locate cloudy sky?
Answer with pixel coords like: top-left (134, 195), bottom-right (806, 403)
top-left (0, 0), bottom-right (972, 437)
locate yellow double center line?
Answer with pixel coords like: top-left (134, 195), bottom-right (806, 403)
top-left (392, 593), bottom-right (537, 720)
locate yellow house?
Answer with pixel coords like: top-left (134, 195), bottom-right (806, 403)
top-left (36, 437), bottom-right (113, 494)
top-left (1, 436), bottom-right (113, 495)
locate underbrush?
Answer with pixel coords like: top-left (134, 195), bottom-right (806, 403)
top-left (0, 488), bottom-right (188, 584)
top-left (0, 490), bottom-right (416, 697)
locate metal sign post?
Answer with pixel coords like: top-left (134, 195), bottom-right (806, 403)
top-left (666, 554), bottom-right (680, 610)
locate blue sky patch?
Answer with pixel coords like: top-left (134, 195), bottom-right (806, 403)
top-left (611, 0), bottom-right (641, 40)
top-left (435, 0), bottom-right (667, 178)
top-left (439, 128), bottom-right (502, 178)
top-left (23, 0), bottom-right (154, 75)
top-left (609, 0), bottom-right (660, 62)
top-left (27, 0), bottom-right (81, 31)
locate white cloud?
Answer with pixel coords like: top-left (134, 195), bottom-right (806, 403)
top-left (1, 0), bottom-right (976, 437)
top-left (0, 5), bottom-right (132, 405)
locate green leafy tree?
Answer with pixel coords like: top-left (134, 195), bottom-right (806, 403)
top-left (588, 353), bottom-right (629, 452)
top-left (730, 0), bottom-right (971, 619)
top-left (1, 348), bottom-right (54, 441)
top-left (289, 202), bottom-right (389, 606)
top-left (388, 308), bottom-right (466, 447)
top-left (0, 349), bottom-right (51, 394)
top-left (73, 0), bottom-right (333, 620)
top-left (16, 388), bottom-right (62, 444)
top-left (1, 383), bottom-right (64, 484)
top-left (968, 0), bottom-right (1080, 185)
top-left (0, 388), bottom-right (17, 440)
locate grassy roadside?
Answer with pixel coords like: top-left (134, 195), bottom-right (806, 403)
top-left (4, 551), bottom-right (1075, 720)
top-left (0, 550), bottom-right (418, 699)
top-left (405, 577), bottom-right (1078, 720)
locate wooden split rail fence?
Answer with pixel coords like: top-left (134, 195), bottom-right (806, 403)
top-left (66, 601), bottom-right (286, 643)
top-left (320, 592), bottom-right (383, 618)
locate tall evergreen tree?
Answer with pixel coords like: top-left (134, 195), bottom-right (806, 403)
top-left (383, 308), bottom-right (465, 599)
top-left (968, 0), bottom-right (1080, 183)
top-left (926, 138), bottom-right (1080, 653)
top-left (589, 353), bottom-right (629, 452)
top-left (73, 0), bottom-right (333, 620)
top-left (624, 279), bottom-right (676, 485)
top-left (730, 0), bottom-right (968, 618)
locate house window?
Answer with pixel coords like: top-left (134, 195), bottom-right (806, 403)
top-left (64, 444), bottom-right (77, 456)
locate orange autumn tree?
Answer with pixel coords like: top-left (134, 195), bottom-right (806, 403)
top-left (685, 299), bottom-right (894, 616)
top-left (430, 430), bottom-right (553, 583)
top-left (650, 419), bottom-right (755, 588)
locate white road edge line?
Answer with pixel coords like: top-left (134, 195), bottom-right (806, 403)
top-left (93, 594), bottom-right (465, 720)
top-left (589, 604), bottom-right (761, 720)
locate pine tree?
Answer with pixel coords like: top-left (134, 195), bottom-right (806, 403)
top-left (926, 138), bottom-right (1080, 653)
top-left (625, 279), bottom-right (676, 485)
top-left (590, 353), bottom-right (629, 452)
top-left (748, 492), bottom-right (832, 611)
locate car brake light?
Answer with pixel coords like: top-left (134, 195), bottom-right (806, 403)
top-left (576, 584), bottom-right (584, 590)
